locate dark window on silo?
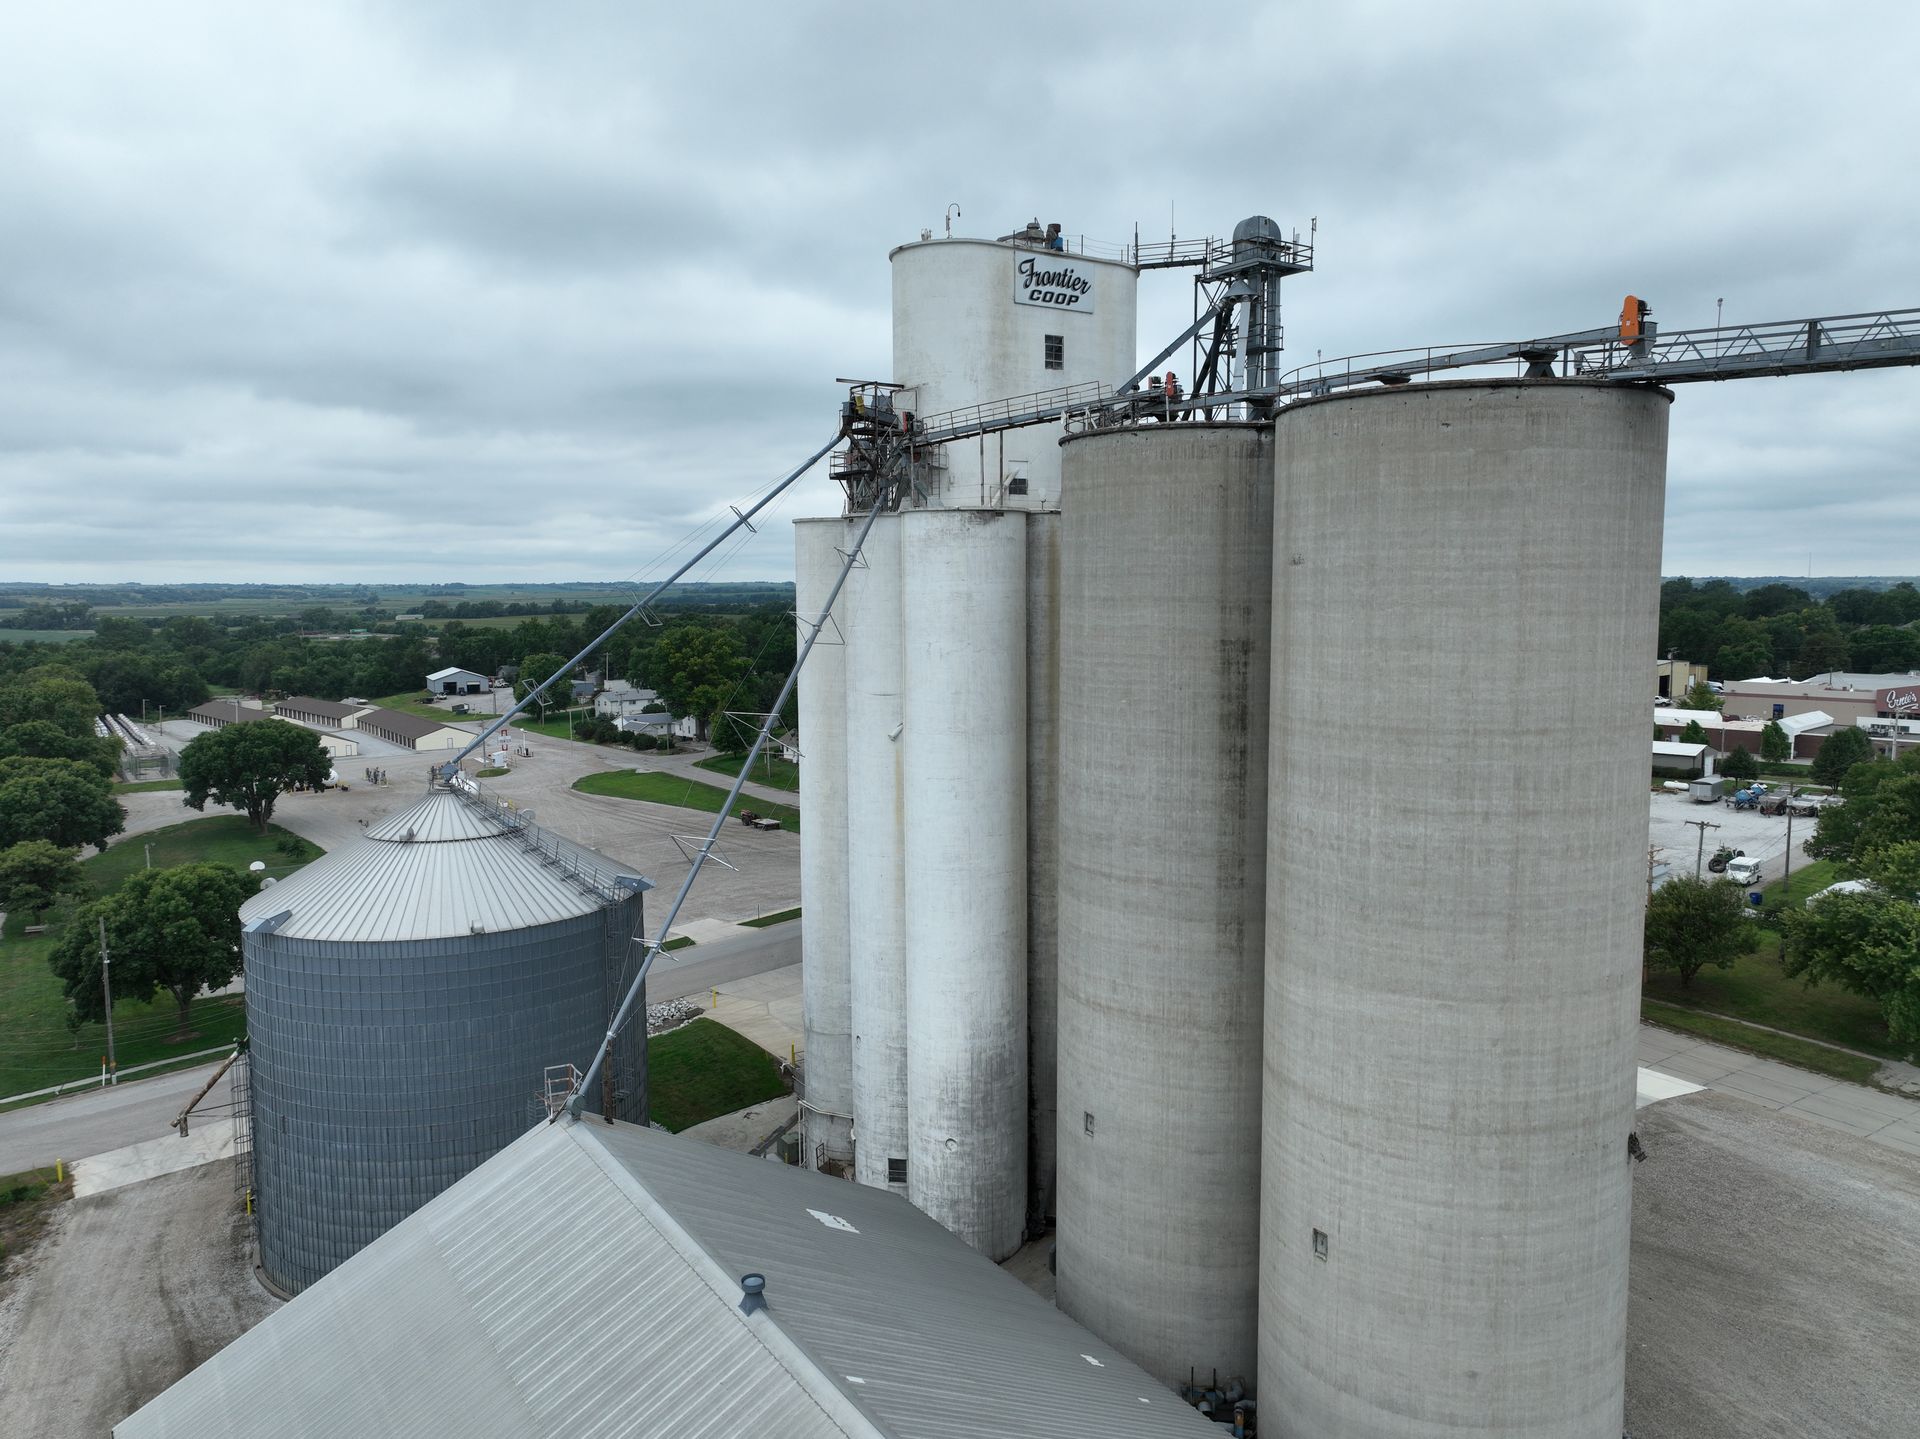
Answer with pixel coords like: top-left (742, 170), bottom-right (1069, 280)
top-left (1084, 1111), bottom-right (1096, 1137)
top-left (1008, 476), bottom-right (1029, 496)
top-left (887, 1156), bottom-right (907, 1185)
top-left (1045, 334), bottom-right (1064, 370)
top-left (1312, 1228), bottom-right (1329, 1260)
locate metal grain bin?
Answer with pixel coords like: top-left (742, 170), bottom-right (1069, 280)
top-left (241, 786), bottom-right (648, 1294)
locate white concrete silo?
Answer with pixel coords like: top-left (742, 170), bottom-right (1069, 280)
top-left (1261, 381), bottom-right (1669, 1439)
top-left (1053, 424), bottom-right (1274, 1386)
top-left (1025, 509), bottom-right (1062, 1226)
top-left (901, 506), bottom-right (1028, 1259)
top-left (794, 516), bottom-right (854, 1170)
top-left (891, 230), bottom-right (1138, 509)
top-left (844, 513), bottom-right (908, 1192)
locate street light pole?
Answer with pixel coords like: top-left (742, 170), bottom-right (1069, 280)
top-left (98, 915), bottom-right (116, 1085)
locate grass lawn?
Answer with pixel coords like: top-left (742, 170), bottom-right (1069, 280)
top-left (1642, 858), bottom-right (1910, 1065)
top-left (646, 1018), bottom-right (789, 1132)
top-left (662, 935), bottom-right (695, 952)
top-left (508, 709), bottom-right (593, 741)
top-left (573, 770), bottom-right (800, 832)
top-left (111, 779), bottom-right (183, 794)
top-left (0, 817), bottom-right (322, 1101)
top-left (1641, 1001), bottom-right (1882, 1085)
top-left (1, 1165), bottom-right (72, 1274)
top-left (696, 752), bottom-right (800, 792)
top-left (366, 690), bottom-right (487, 722)
top-left (741, 907), bottom-right (801, 929)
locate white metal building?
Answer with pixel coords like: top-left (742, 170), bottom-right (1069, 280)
top-left (117, 1119), bottom-right (1218, 1439)
top-left (425, 666), bottom-right (487, 695)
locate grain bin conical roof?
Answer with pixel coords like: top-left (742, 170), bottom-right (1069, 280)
top-left (238, 789), bottom-right (630, 943)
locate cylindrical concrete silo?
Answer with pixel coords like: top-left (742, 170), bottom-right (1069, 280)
top-left (1261, 381), bottom-right (1669, 1439)
top-left (242, 789), bottom-right (647, 1295)
top-left (794, 516), bottom-right (855, 1171)
top-left (1025, 509), bottom-right (1061, 1227)
top-left (901, 507), bottom-right (1028, 1258)
top-left (845, 513), bottom-right (908, 1192)
top-left (1054, 424), bottom-right (1274, 1385)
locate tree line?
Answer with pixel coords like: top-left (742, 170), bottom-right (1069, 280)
top-left (1661, 578), bottom-right (1920, 679)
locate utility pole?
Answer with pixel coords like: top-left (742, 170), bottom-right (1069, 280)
top-left (1646, 844), bottom-right (1664, 901)
top-left (1685, 818), bottom-right (1721, 879)
top-left (98, 915), bottom-right (116, 1085)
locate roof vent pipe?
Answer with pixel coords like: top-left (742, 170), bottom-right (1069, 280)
top-left (738, 1273), bottom-right (767, 1315)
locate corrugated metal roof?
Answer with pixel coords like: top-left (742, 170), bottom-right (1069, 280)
top-left (238, 791), bottom-right (626, 941)
top-left (358, 706), bottom-right (467, 741)
top-left (118, 1122), bottom-right (1219, 1439)
top-left (275, 696), bottom-right (369, 721)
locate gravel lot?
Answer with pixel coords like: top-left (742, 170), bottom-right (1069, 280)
top-left (1646, 790), bottom-right (1819, 887)
top-left (1626, 1089), bottom-right (1920, 1438)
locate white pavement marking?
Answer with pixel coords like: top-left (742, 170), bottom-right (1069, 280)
top-left (1636, 1068), bottom-right (1704, 1108)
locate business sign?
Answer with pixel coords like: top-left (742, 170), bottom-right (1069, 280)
top-left (1014, 254), bottom-right (1095, 313)
top-left (1877, 686), bottom-right (1919, 714)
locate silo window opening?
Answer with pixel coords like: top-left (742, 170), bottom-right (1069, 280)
top-left (1084, 1111), bottom-right (1096, 1137)
top-left (1045, 334), bottom-right (1064, 370)
top-left (887, 1156), bottom-right (907, 1186)
top-left (1312, 1228), bottom-right (1329, 1261)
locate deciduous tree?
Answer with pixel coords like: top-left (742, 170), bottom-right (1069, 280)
top-left (179, 722), bottom-right (331, 834)
top-left (0, 756), bottom-right (124, 852)
top-left (1681, 680), bottom-right (1722, 713)
top-left (1809, 725), bottom-right (1874, 788)
top-left (1644, 875), bottom-right (1750, 990)
top-left (48, 864), bottom-right (252, 1032)
top-left (1784, 842), bottom-right (1920, 1045)
top-left (0, 840), bottom-right (88, 921)
top-left (1721, 747), bottom-right (1759, 782)
top-left (1760, 720), bottom-right (1790, 763)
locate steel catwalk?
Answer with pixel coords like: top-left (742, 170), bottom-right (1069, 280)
top-left (901, 507), bottom-right (1029, 1258)
top-left (1261, 381), bottom-right (1669, 1438)
top-left (1054, 425), bottom-right (1274, 1385)
top-left (794, 517), bottom-right (855, 1169)
top-left (845, 514), bottom-right (909, 1191)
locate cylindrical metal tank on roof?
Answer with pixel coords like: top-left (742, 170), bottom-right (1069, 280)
top-left (1261, 381), bottom-right (1669, 1439)
top-left (1054, 424), bottom-right (1274, 1386)
top-left (901, 507), bottom-right (1028, 1259)
top-left (891, 233), bottom-right (1137, 510)
top-left (241, 788), bottom-right (647, 1295)
top-left (844, 513), bottom-right (908, 1192)
top-left (795, 517), bottom-right (855, 1172)
top-left (1025, 509), bottom-right (1061, 1228)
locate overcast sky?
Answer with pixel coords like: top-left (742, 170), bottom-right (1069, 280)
top-left (2, 2), bottom-right (1915, 586)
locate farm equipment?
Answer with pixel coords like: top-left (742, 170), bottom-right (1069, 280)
top-left (1707, 846), bottom-right (1744, 874)
top-left (737, 810), bottom-right (782, 831)
top-left (1729, 785), bottom-right (1768, 810)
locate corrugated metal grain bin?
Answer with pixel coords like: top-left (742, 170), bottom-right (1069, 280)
top-left (240, 787), bottom-right (648, 1294)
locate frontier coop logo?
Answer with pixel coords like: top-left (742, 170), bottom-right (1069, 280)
top-left (1014, 254), bottom-right (1095, 312)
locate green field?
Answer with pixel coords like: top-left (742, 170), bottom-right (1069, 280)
top-left (0, 817), bottom-right (323, 1101)
top-left (1642, 859), bottom-right (1909, 1065)
top-left (573, 770), bottom-right (800, 832)
top-left (0, 629), bottom-right (95, 645)
top-left (696, 752), bottom-right (800, 792)
top-left (111, 779), bottom-right (183, 794)
top-left (646, 1018), bottom-right (789, 1131)
top-left (366, 690), bottom-right (491, 722)
top-left (1640, 1000), bottom-right (1883, 1085)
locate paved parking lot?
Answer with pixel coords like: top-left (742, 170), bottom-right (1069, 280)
top-left (1647, 789), bottom-right (1819, 887)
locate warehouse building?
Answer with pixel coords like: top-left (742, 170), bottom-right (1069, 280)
top-left (274, 696), bottom-right (375, 730)
top-left (116, 1119), bottom-right (1217, 1439)
top-left (186, 699), bottom-right (270, 728)
top-left (356, 706), bottom-right (469, 751)
top-left (425, 666), bottom-right (488, 695)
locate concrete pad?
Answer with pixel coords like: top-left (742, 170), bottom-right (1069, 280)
top-left (71, 1119), bottom-right (236, 1198)
top-left (1710, 1071), bottom-right (1819, 1107)
top-left (1636, 1068), bottom-right (1703, 1107)
top-left (1784, 1091), bottom-right (1904, 1132)
top-left (678, 1094), bottom-right (799, 1155)
top-left (707, 963), bottom-right (805, 1062)
top-left (1784, 1107), bottom-right (1880, 1139)
top-left (1655, 1052), bottom-right (1748, 1084)
top-left (671, 917), bottom-right (756, 946)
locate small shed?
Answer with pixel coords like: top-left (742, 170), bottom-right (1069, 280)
top-left (1652, 740), bottom-right (1713, 778)
top-left (425, 667), bottom-right (487, 696)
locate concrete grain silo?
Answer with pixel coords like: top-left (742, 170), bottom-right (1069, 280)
top-left (1260, 381), bottom-right (1669, 1438)
top-left (844, 513), bottom-right (908, 1192)
top-left (1054, 424), bottom-right (1275, 1386)
top-left (794, 516), bottom-right (856, 1172)
top-left (241, 788), bottom-right (647, 1295)
top-left (901, 506), bottom-right (1028, 1259)
top-left (1025, 509), bottom-right (1062, 1227)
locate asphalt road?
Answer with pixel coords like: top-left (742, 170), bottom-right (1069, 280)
top-left (0, 922), bottom-right (801, 1174)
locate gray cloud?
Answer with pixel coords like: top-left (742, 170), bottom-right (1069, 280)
top-left (0, 1), bottom-right (1915, 583)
